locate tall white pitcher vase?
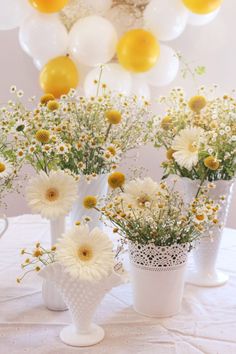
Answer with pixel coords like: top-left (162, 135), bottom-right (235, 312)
top-left (70, 175), bottom-right (108, 228)
top-left (42, 216), bottom-right (67, 311)
top-left (181, 178), bottom-right (235, 287)
top-left (39, 263), bottom-right (124, 347)
top-left (129, 242), bottom-right (190, 318)
top-left (0, 214), bottom-right (8, 239)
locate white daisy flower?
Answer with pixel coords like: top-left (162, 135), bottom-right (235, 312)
top-left (56, 225), bottom-right (114, 282)
top-left (13, 119), bottom-right (28, 132)
top-left (122, 177), bottom-right (162, 210)
top-left (26, 170), bottom-right (78, 219)
top-left (172, 127), bottom-right (204, 170)
top-left (0, 157), bottom-right (13, 178)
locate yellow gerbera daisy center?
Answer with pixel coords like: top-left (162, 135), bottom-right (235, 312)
top-left (188, 142), bottom-right (198, 153)
top-left (45, 187), bottom-right (59, 202)
top-left (137, 194), bottom-right (150, 206)
top-left (0, 162), bottom-right (6, 173)
top-left (78, 245), bottom-right (93, 262)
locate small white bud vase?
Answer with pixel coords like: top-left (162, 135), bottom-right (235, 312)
top-left (0, 214), bottom-right (8, 239)
top-left (42, 216), bottom-right (67, 311)
top-left (129, 242), bottom-right (190, 318)
top-left (185, 179), bottom-right (235, 287)
top-left (70, 174), bottom-right (108, 228)
top-left (39, 262), bottom-right (124, 347)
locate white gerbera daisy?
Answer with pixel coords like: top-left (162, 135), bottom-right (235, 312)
top-left (0, 157), bottom-right (13, 178)
top-left (26, 170), bottom-right (78, 219)
top-left (172, 127), bottom-right (204, 170)
top-left (122, 177), bottom-right (162, 210)
top-left (56, 225), bottom-right (114, 282)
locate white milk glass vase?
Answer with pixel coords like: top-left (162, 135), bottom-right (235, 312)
top-left (39, 263), bottom-right (124, 347)
top-left (177, 177), bottom-right (235, 287)
top-left (70, 174), bottom-right (108, 228)
top-left (41, 216), bottom-right (67, 311)
top-left (129, 242), bottom-right (190, 318)
top-left (0, 214), bottom-right (8, 239)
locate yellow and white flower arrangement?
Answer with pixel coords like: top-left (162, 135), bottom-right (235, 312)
top-left (1, 87), bottom-right (154, 178)
top-left (154, 87), bottom-right (236, 182)
top-left (83, 174), bottom-right (221, 247)
top-left (26, 170), bottom-right (78, 219)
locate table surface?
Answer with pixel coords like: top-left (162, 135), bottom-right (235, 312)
top-left (0, 215), bottom-right (236, 354)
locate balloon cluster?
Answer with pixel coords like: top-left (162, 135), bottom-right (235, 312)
top-left (0, 0), bottom-right (223, 98)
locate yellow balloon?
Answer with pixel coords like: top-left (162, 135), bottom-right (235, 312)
top-left (117, 29), bottom-right (160, 73)
top-left (40, 56), bottom-right (79, 98)
top-left (182, 0), bottom-right (223, 14)
top-left (29, 0), bottom-right (68, 13)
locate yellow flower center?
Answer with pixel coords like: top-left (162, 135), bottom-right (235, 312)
top-left (106, 110), bottom-right (122, 125)
top-left (161, 116), bottom-right (172, 130)
top-left (47, 100), bottom-right (60, 111)
top-left (78, 245), bottom-right (93, 262)
top-left (166, 148), bottom-right (175, 160)
top-left (36, 129), bottom-right (50, 144)
top-left (196, 214), bottom-right (205, 221)
top-left (108, 172), bottom-right (125, 189)
top-left (45, 187), bottom-right (59, 202)
top-left (107, 146), bottom-right (116, 156)
top-left (188, 142), bottom-right (198, 153)
top-left (137, 194), bottom-right (150, 206)
top-left (0, 162), bottom-right (6, 173)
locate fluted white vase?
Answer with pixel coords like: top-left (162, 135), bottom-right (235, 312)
top-left (42, 216), bottom-right (67, 311)
top-left (129, 242), bottom-right (190, 317)
top-left (178, 178), bottom-right (235, 287)
top-left (0, 214), bottom-right (8, 239)
top-left (39, 263), bottom-right (124, 347)
top-left (70, 174), bottom-right (108, 229)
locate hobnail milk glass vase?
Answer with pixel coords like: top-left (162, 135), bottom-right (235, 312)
top-left (178, 177), bottom-right (235, 287)
top-left (69, 174), bottom-right (108, 228)
top-left (0, 214), bottom-right (8, 239)
top-left (39, 263), bottom-right (124, 347)
top-left (129, 242), bottom-right (190, 318)
top-left (41, 216), bottom-right (67, 311)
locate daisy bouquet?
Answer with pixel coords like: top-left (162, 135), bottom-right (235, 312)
top-left (2, 87), bottom-right (154, 177)
top-left (82, 173), bottom-right (221, 247)
top-left (154, 87), bottom-right (236, 182)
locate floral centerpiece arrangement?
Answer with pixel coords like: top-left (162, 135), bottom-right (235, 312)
top-left (83, 172), bottom-right (220, 317)
top-left (2, 86), bottom-right (154, 227)
top-left (154, 87), bottom-right (236, 287)
top-left (18, 224), bottom-right (125, 347)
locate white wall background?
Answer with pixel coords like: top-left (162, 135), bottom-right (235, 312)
top-left (0, 0), bottom-right (235, 227)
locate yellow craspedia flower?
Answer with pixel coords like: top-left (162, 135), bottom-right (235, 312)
top-left (40, 93), bottom-right (55, 105)
top-left (161, 116), bottom-right (172, 130)
top-left (83, 195), bottom-right (97, 209)
top-left (35, 129), bottom-right (50, 143)
top-left (204, 156), bottom-right (220, 170)
top-left (106, 110), bottom-right (122, 125)
top-left (108, 172), bottom-right (125, 189)
top-left (188, 95), bottom-right (207, 113)
top-left (166, 148), bottom-right (175, 160)
top-left (47, 100), bottom-right (59, 111)
top-left (0, 162), bottom-right (6, 173)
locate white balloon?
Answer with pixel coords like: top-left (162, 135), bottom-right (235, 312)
top-left (33, 58), bottom-right (45, 70)
top-left (19, 14), bottom-right (68, 62)
top-left (84, 64), bottom-right (132, 96)
top-left (188, 8), bottom-right (220, 26)
top-left (86, 0), bottom-right (112, 13)
top-left (0, 0), bottom-right (33, 30)
top-left (131, 76), bottom-right (151, 101)
top-left (144, 0), bottom-right (188, 41)
top-left (146, 45), bottom-right (179, 87)
top-left (69, 15), bottom-right (118, 67)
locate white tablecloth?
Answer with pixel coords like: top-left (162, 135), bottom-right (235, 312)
top-left (0, 215), bottom-right (236, 354)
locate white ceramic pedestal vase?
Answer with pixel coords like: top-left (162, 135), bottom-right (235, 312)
top-left (39, 263), bottom-right (124, 347)
top-left (180, 178), bottom-right (234, 287)
top-left (41, 217), bottom-right (67, 311)
top-left (0, 214), bottom-right (8, 239)
top-left (129, 242), bottom-right (190, 318)
top-left (70, 175), bottom-right (108, 229)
